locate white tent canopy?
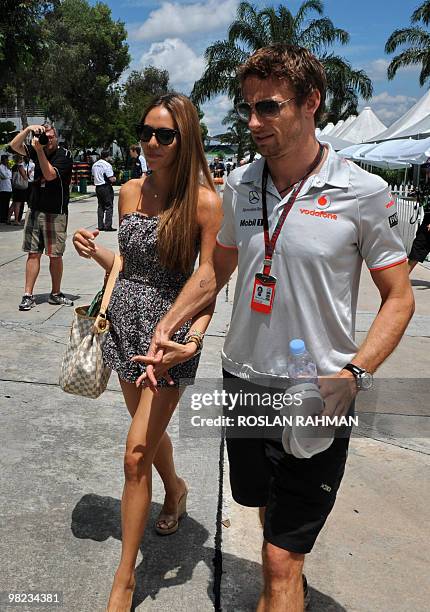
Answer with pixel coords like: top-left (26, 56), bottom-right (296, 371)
top-left (376, 88), bottom-right (430, 141)
top-left (338, 140), bottom-right (412, 169)
top-left (329, 120), bottom-right (344, 136)
top-left (337, 143), bottom-right (374, 159)
top-left (381, 135), bottom-right (430, 164)
top-left (357, 139), bottom-right (413, 168)
top-left (320, 122), bottom-right (335, 135)
top-left (391, 113), bottom-right (430, 139)
top-left (318, 134), bottom-right (354, 151)
top-left (335, 115), bottom-right (356, 137)
top-left (335, 107), bottom-right (386, 144)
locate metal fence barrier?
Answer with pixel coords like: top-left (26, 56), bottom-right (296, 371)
top-left (393, 194), bottom-right (424, 256)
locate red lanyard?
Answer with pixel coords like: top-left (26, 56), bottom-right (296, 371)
top-left (261, 143), bottom-right (325, 276)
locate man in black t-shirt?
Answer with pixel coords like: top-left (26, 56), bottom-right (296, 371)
top-left (9, 123), bottom-right (74, 311)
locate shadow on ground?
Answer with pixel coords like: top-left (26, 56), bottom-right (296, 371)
top-left (0, 224), bottom-right (24, 232)
top-left (71, 494), bottom-right (347, 611)
top-left (411, 278), bottom-right (430, 290)
top-left (72, 493), bottom-right (214, 610)
top-left (33, 292), bottom-right (80, 304)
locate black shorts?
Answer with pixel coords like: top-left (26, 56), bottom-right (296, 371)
top-left (223, 370), bottom-right (350, 554)
top-left (409, 214), bottom-right (430, 262)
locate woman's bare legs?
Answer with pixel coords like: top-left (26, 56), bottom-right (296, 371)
top-left (121, 380), bottom-right (187, 521)
top-left (106, 383), bottom-right (183, 612)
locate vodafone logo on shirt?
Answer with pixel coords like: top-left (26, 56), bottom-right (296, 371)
top-left (316, 194), bottom-right (331, 210)
top-left (300, 194), bottom-right (337, 220)
top-left (300, 208), bottom-right (338, 220)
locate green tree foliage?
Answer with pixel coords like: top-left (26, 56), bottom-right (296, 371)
top-left (111, 67), bottom-right (170, 158)
top-left (123, 67), bottom-right (170, 126)
top-left (0, 1), bottom-right (57, 126)
top-left (220, 109), bottom-right (255, 162)
top-left (192, 1), bottom-right (372, 125)
top-left (39, 0), bottom-right (129, 148)
top-left (385, 0), bottom-right (430, 86)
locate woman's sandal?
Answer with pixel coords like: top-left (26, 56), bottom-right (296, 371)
top-left (155, 488), bottom-right (188, 536)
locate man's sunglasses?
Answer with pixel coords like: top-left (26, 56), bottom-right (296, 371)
top-left (136, 124), bottom-right (179, 145)
top-left (235, 97), bottom-right (296, 123)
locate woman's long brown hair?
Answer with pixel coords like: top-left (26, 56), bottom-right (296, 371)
top-left (140, 93), bottom-right (215, 274)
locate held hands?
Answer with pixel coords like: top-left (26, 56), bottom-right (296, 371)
top-left (318, 370), bottom-right (357, 418)
top-left (131, 340), bottom-right (197, 391)
top-left (72, 229), bottom-right (100, 259)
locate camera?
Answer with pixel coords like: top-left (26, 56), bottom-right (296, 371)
top-left (33, 131), bottom-right (49, 146)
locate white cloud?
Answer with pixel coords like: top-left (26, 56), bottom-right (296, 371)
top-left (367, 59), bottom-right (390, 81)
top-left (201, 94), bottom-right (234, 135)
top-left (367, 92), bottom-right (417, 125)
top-left (130, 0), bottom-right (239, 41)
top-left (140, 38), bottom-right (205, 90)
top-left (366, 58), bottom-right (421, 81)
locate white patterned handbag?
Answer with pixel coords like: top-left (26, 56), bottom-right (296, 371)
top-left (59, 255), bottom-right (122, 398)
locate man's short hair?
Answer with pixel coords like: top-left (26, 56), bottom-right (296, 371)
top-left (100, 150), bottom-right (110, 159)
top-left (1, 154), bottom-right (9, 163)
top-left (43, 122), bottom-right (57, 135)
top-left (238, 43), bottom-right (327, 123)
top-left (130, 145), bottom-right (141, 155)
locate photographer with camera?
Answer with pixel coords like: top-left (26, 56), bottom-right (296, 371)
top-left (9, 123), bottom-right (74, 311)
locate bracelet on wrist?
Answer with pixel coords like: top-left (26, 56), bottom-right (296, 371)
top-left (185, 337), bottom-right (202, 355)
top-left (188, 328), bottom-right (205, 340)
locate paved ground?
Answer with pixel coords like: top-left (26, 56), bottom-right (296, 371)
top-left (0, 195), bottom-right (429, 611)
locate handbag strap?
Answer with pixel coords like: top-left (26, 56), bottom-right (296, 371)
top-left (93, 254), bottom-right (122, 333)
top-left (100, 254), bottom-right (122, 315)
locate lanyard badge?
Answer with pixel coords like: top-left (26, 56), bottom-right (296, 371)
top-left (250, 144), bottom-right (325, 315)
top-left (251, 272), bottom-right (277, 313)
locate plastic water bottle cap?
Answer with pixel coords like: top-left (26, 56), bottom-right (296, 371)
top-left (289, 339), bottom-right (306, 356)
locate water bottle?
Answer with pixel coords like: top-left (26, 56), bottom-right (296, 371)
top-left (282, 339), bottom-right (334, 458)
top-left (287, 339), bottom-right (318, 385)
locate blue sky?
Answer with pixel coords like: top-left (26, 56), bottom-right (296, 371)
top-left (100, 1), bottom-right (426, 135)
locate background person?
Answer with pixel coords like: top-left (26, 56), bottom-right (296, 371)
top-left (72, 92), bottom-right (221, 612)
top-left (9, 123), bottom-right (74, 311)
top-left (129, 145), bottom-right (143, 179)
top-left (17, 156), bottom-right (35, 224)
top-left (0, 154), bottom-right (12, 223)
top-left (138, 147), bottom-right (148, 174)
top-left (8, 155), bottom-right (28, 225)
top-left (91, 150), bottom-right (117, 231)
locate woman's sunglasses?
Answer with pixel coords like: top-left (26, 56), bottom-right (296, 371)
top-left (136, 124), bottom-right (179, 145)
top-left (235, 97), bottom-right (296, 123)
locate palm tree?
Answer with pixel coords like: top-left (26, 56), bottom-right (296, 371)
top-left (385, 0), bottom-right (430, 85)
top-left (192, 1), bottom-right (372, 124)
top-left (220, 109), bottom-right (256, 161)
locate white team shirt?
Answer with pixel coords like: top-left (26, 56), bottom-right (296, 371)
top-left (217, 144), bottom-right (407, 383)
top-left (25, 159), bottom-right (35, 182)
top-left (92, 159), bottom-right (114, 186)
top-left (139, 154), bottom-right (148, 173)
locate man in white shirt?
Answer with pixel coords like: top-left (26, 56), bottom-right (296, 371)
top-left (138, 149), bottom-right (148, 174)
top-left (144, 44), bottom-right (415, 611)
top-left (0, 154), bottom-right (12, 223)
top-left (91, 150), bottom-right (116, 231)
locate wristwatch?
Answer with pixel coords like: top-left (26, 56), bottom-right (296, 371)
top-left (342, 363), bottom-right (373, 390)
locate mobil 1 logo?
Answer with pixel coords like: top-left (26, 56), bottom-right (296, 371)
top-left (389, 212), bottom-right (398, 228)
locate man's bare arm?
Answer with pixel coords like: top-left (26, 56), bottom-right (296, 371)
top-left (321, 261), bottom-right (414, 417)
top-left (158, 244), bottom-right (238, 339)
top-left (350, 262), bottom-right (414, 372)
top-left (9, 125), bottom-right (40, 155)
